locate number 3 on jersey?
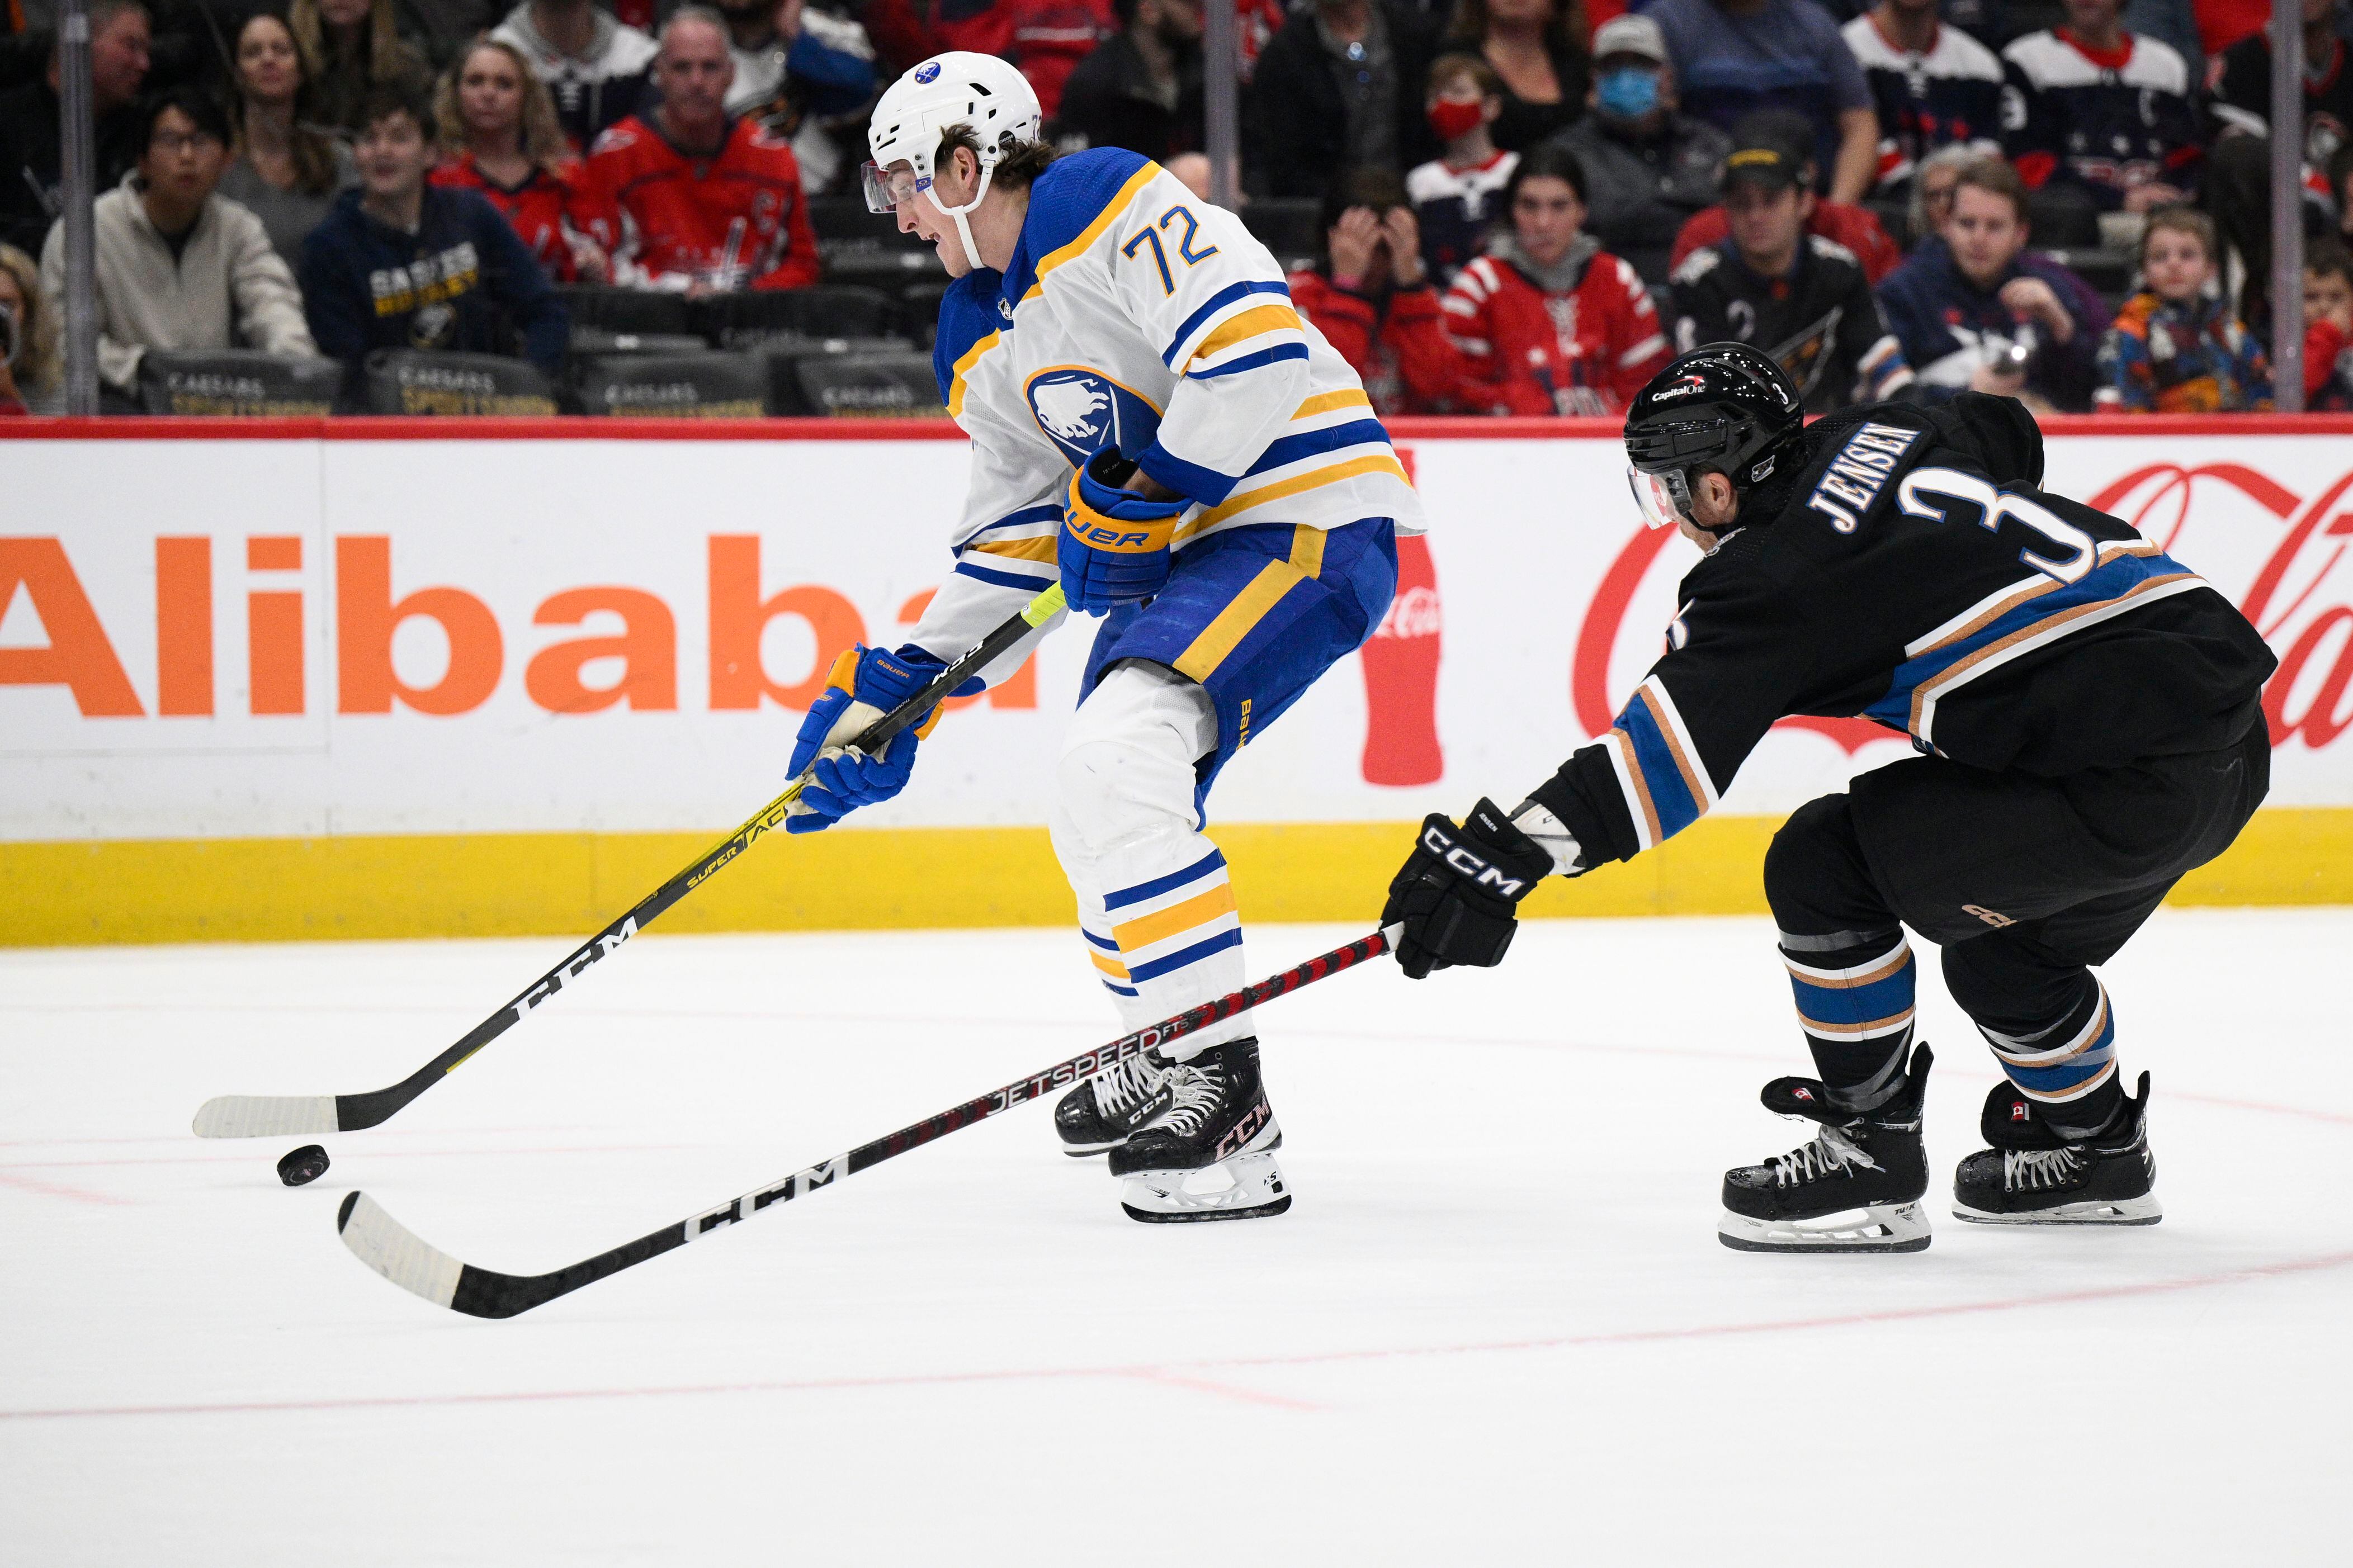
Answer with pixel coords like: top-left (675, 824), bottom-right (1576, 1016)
top-left (1122, 205), bottom-right (1220, 294)
top-left (1897, 466), bottom-right (2096, 585)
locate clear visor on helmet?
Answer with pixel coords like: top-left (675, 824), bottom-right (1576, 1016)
top-left (1628, 466), bottom-right (1693, 530)
top-left (861, 161), bottom-right (924, 215)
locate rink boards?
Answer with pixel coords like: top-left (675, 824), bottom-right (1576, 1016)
top-left (4, 415), bottom-right (2352, 944)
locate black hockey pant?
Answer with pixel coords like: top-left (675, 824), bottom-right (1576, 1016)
top-left (1762, 711), bottom-right (2270, 1137)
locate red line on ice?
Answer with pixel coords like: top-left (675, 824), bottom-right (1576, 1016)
top-left (6, 1248), bottom-right (2349, 1424)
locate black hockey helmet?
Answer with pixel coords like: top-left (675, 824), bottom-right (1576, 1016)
top-left (1623, 342), bottom-right (1804, 529)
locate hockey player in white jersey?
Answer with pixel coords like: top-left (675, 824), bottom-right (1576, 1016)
top-left (786, 54), bottom-right (1421, 1221)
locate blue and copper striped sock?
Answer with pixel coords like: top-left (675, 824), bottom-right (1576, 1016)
top-left (1979, 978), bottom-right (2122, 1139)
top-left (1780, 926), bottom-right (1917, 1115)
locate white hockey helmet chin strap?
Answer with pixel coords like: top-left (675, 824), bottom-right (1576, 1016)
top-left (925, 156), bottom-right (998, 274)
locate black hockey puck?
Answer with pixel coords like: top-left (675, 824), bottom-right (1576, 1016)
top-left (277, 1144), bottom-right (330, 1187)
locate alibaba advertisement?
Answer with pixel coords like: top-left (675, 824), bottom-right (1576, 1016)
top-left (3, 424), bottom-right (2349, 858)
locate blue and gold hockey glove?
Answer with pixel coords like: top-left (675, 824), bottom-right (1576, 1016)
top-left (785, 644), bottom-right (982, 833)
top-left (1058, 448), bottom-right (1185, 613)
top-left (1381, 799), bottom-right (1556, 979)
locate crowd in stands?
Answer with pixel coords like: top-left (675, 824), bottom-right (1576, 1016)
top-left (7, 0), bottom-right (2353, 415)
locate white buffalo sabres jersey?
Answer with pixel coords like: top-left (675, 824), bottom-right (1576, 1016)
top-left (908, 148), bottom-right (1423, 679)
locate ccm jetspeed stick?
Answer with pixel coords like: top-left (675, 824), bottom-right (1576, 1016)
top-left (339, 927), bottom-right (1398, 1317)
top-left (191, 585), bottom-right (1067, 1140)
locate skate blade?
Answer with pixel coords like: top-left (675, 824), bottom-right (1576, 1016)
top-left (1060, 1141), bottom-right (1118, 1158)
top-left (1952, 1193), bottom-right (2162, 1225)
top-left (1119, 1151), bottom-right (1290, 1224)
top-left (1717, 1202), bottom-right (1931, 1254)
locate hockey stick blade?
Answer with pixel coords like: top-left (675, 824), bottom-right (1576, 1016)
top-left (192, 585), bottom-right (1067, 1140)
top-left (339, 925), bottom-right (1399, 1318)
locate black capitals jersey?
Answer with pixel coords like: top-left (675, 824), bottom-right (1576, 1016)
top-left (1525, 395), bottom-right (2277, 868)
top-left (1670, 237), bottom-right (1912, 411)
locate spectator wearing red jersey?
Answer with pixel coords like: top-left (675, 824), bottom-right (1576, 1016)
top-left (433, 36), bottom-right (608, 282)
top-left (1440, 142), bottom-right (1669, 413)
top-left (579, 7), bottom-right (819, 292)
top-left (1669, 110), bottom-right (1903, 282)
top-left (1289, 167), bottom-right (1475, 414)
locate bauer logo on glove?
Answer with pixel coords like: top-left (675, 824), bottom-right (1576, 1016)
top-left (1059, 447), bottom-right (1188, 613)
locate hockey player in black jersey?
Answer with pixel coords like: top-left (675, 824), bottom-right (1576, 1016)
top-left (1382, 343), bottom-right (2276, 1252)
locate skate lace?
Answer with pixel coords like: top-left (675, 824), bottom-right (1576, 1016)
top-left (1090, 1051), bottom-right (1166, 1117)
top-left (2004, 1146), bottom-right (2083, 1191)
top-left (1770, 1123), bottom-right (1880, 1187)
top-left (1154, 1062), bottom-right (1227, 1138)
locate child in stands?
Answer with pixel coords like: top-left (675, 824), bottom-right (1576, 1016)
top-left (2095, 207), bottom-right (2272, 413)
top-left (1406, 54), bottom-right (1518, 288)
top-left (2302, 240), bottom-right (2353, 412)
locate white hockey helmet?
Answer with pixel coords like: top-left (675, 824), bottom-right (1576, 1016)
top-left (863, 51), bottom-right (1043, 271)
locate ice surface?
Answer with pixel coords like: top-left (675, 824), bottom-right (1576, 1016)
top-left (3, 912), bottom-right (2349, 1564)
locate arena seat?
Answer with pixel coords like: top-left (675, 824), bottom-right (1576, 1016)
top-left (788, 350), bottom-right (947, 418)
top-left (550, 286), bottom-right (696, 338)
top-left (697, 285), bottom-right (900, 348)
top-left (574, 351), bottom-right (772, 416)
top-left (569, 327), bottom-right (711, 357)
top-left (897, 280), bottom-right (951, 349)
top-left (758, 334), bottom-right (921, 414)
top-left (360, 350), bottom-right (560, 416)
top-left (135, 350), bottom-right (342, 416)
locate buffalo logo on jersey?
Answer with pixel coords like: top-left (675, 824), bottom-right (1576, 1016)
top-left (1807, 421), bottom-right (1924, 533)
top-left (1026, 367), bottom-right (1163, 469)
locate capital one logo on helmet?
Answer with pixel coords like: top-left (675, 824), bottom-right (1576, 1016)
top-left (1651, 373), bottom-right (1707, 401)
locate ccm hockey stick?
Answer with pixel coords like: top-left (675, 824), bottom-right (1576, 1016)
top-left (338, 925), bottom-right (1400, 1318)
top-left (192, 584), bottom-right (1069, 1140)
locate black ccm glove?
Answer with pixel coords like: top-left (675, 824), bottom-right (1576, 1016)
top-left (1382, 798), bottom-right (1557, 979)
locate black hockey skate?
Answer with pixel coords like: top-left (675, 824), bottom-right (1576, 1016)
top-left (1719, 1043), bottom-right (1933, 1254)
top-left (1107, 1037), bottom-right (1289, 1223)
top-left (1053, 1047), bottom-right (1175, 1157)
top-left (1952, 1073), bottom-right (2160, 1225)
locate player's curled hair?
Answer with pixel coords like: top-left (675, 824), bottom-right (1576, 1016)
top-left (935, 124), bottom-right (1057, 191)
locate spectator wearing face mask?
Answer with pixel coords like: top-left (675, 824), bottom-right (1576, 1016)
top-left (0, 241), bottom-right (63, 414)
top-left (1841, 0), bottom-right (2004, 201)
top-left (1290, 165), bottom-right (1473, 413)
top-left (1670, 140), bottom-right (1911, 409)
top-left (1669, 111), bottom-right (1904, 283)
top-left (40, 86), bottom-right (318, 392)
top-left (1059, 0), bottom-right (1205, 160)
top-left (0, 0), bottom-right (152, 257)
top-left (1406, 52), bottom-right (1518, 286)
top-left (1441, 142), bottom-right (1670, 413)
top-left (1440, 0), bottom-right (1590, 153)
top-left (1555, 13), bottom-right (1730, 286)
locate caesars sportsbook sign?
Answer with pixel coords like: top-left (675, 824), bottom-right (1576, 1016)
top-left (3, 426), bottom-right (2351, 845)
